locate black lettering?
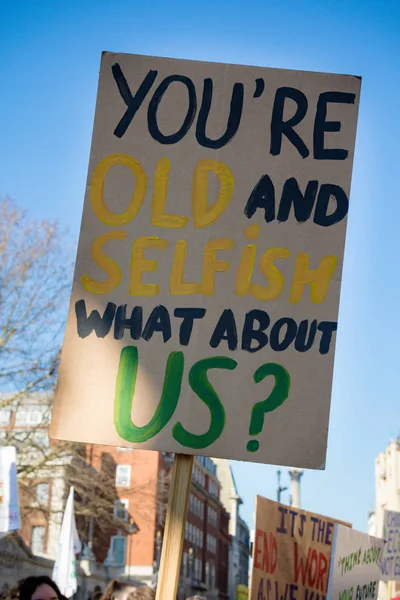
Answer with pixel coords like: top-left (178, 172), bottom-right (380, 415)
top-left (314, 91), bottom-right (356, 160)
top-left (295, 320), bottom-right (317, 352)
top-left (318, 321), bottom-right (337, 354)
top-left (114, 305), bottom-right (142, 340)
top-left (277, 177), bottom-right (319, 223)
top-left (196, 78), bottom-right (244, 149)
top-left (244, 175), bottom-right (275, 223)
top-left (242, 310), bottom-right (270, 353)
top-left (75, 300), bottom-right (116, 339)
top-left (270, 87), bottom-right (309, 158)
top-left (270, 317), bottom-right (297, 351)
top-left (209, 309), bottom-right (238, 350)
top-left (148, 75), bottom-right (197, 144)
top-left (112, 64), bottom-right (158, 138)
top-left (314, 183), bottom-right (349, 226)
top-left (142, 305), bottom-right (171, 342)
top-left (174, 307), bottom-right (206, 346)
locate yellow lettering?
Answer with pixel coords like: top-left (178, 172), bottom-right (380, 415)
top-left (151, 158), bottom-right (189, 229)
top-left (290, 253), bottom-right (338, 304)
top-left (129, 237), bottom-right (168, 296)
top-left (91, 154), bottom-right (147, 226)
top-left (202, 238), bottom-right (234, 296)
top-left (170, 240), bottom-right (202, 295)
top-left (81, 230), bottom-right (126, 294)
top-left (192, 159), bottom-right (234, 228)
top-left (235, 224), bottom-right (260, 296)
top-left (235, 245), bottom-right (256, 296)
top-left (251, 248), bottom-right (290, 301)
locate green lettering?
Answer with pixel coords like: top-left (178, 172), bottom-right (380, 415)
top-left (172, 356), bottom-right (237, 449)
top-left (114, 345), bottom-right (184, 442)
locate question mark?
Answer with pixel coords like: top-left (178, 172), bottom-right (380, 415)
top-left (246, 362), bottom-right (291, 452)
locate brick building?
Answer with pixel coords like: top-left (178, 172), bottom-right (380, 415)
top-left (0, 394), bottom-right (231, 599)
top-left (90, 446), bottom-right (230, 599)
top-left (0, 393), bottom-right (67, 559)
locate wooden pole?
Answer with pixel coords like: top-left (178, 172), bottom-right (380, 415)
top-left (155, 453), bottom-right (194, 600)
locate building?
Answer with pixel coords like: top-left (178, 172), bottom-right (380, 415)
top-left (1, 394), bottom-right (231, 598)
top-left (368, 438), bottom-right (400, 600)
top-left (91, 447), bottom-right (230, 599)
top-left (0, 393), bottom-right (67, 559)
top-left (213, 459), bottom-right (250, 600)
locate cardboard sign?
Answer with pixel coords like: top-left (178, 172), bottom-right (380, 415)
top-left (250, 495), bottom-right (351, 600)
top-left (380, 510), bottom-right (400, 581)
top-left (327, 524), bottom-right (385, 600)
top-left (0, 447), bottom-right (20, 533)
top-left (49, 52), bottom-right (361, 468)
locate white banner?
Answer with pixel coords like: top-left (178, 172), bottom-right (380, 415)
top-left (380, 510), bottom-right (400, 581)
top-left (52, 486), bottom-right (82, 598)
top-left (328, 524), bottom-right (385, 600)
top-left (0, 446), bottom-right (20, 534)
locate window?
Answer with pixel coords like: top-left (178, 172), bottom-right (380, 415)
top-left (211, 563), bottom-right (216, 588)
top-left (15, 407), bottom-right (44, 426)
top-left (208, 479), bottom-right (219, 497)
top-left (206, 562), bottom-right (210, 586)
top-left (35, 483), bottom-right (49, 505)
top-left (208, 506), bottom-right (218, 526)
top-left (115, 465), bottom-right (131, 487)
top-left (182, 552), bottom-right (188, 577)
top-left (114, 499), bottom-right (129, 522)
top-left (111, 535), bottom-right (126, 566)
top-left (195, 558), bottom-right (201, 580)
top-left (31, 526), bottom-right (46, 554)
top-left (0, 410), bottom-right (11, 425)
top-left (207, 534), bottom-right (216, 554)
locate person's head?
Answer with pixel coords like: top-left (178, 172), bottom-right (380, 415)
top-left (19, 577), bottom-right (62, 600)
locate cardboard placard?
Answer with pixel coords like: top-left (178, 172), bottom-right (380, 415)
top-left (380, 510), bottom-right (400, 581)
top-left (50, 52), bottom-right (361, 468)
top-left (250, 495), bottom-right (351, 600)
top-left (327, 524), bottom-right (385, 600)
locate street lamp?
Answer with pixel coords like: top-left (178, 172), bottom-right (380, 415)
top-left (277, 470), bottom-right (287, 503)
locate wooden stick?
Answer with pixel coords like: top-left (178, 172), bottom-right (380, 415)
top-left (155, 453), bottom-right (194, 600)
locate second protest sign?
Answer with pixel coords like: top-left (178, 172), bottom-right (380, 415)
top-left (251, 495), bottom-right (351, 600)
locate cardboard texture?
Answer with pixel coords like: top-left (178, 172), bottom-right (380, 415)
top-left (49, 51), bottom-right (361, 468)
top-left (250, 495), bottom-right (351, 600)
top-left (327, 525), bottom-right (385, 600)
top-left (380, 510), bottom-right (400, 581)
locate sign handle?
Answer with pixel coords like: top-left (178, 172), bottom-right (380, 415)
top-left (155, 453), bottom-right (194, 600)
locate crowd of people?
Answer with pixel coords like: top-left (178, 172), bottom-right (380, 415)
top-left (1, 576), bottom-right (156, 600)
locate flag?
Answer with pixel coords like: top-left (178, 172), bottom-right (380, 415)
top-left (52, 486), bottom-right (82, 597)
top-left (0, 446), bottom-right (20, 534)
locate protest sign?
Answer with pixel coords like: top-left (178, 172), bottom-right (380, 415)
top-left (327, 524), bottom-right (385, 600)
top-left (49, 52), bottom-right (360, 469)
top-left (250, 495), bottom-right (351, 600)
top-left (380, 510), bottom-right (400, 581)
top-left (0, 447), bottom-right (20, 534)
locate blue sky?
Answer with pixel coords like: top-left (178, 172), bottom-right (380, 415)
top-left (1, 0), bottom-right (399, 534)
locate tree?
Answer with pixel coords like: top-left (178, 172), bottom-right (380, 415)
top-left (0, 196), bottom-right (167, 552)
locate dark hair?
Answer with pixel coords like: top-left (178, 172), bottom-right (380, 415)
top-left (19, 577), bottom-right (62, 600)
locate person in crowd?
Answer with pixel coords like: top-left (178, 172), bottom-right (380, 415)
top-left (18, 577), bottom-right (65, 600)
